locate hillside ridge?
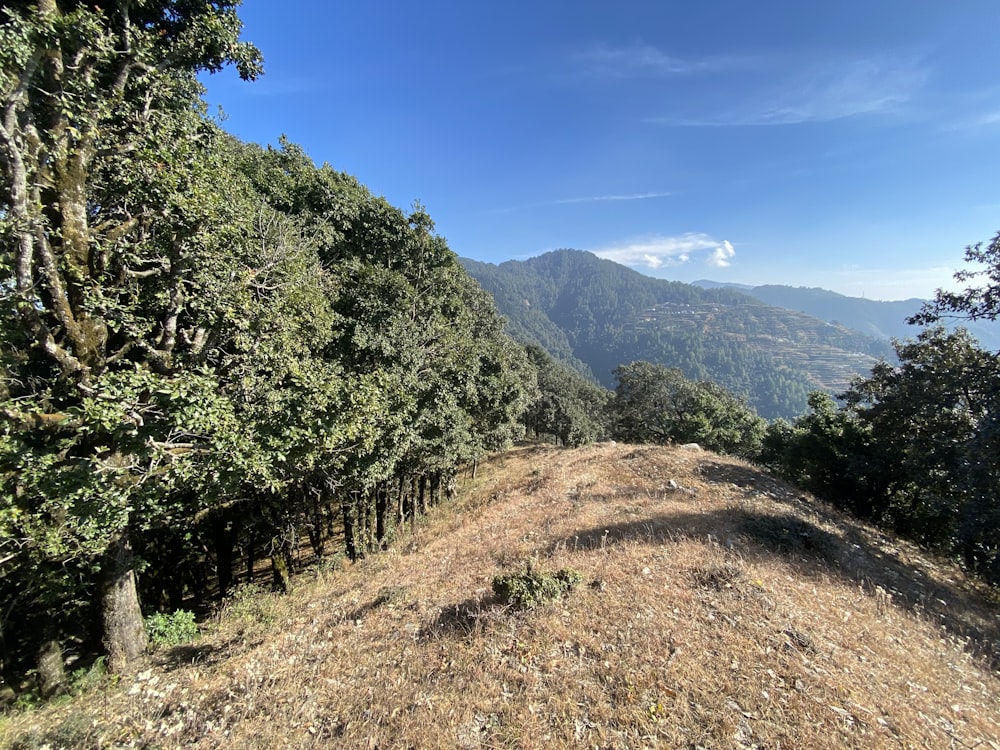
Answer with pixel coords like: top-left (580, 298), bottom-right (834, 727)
top-left (5, 443), bottom-right (998, 748)
top-left (461, 251), bottom-right (894, 419)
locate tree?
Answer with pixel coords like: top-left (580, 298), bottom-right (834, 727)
top-left (761, 391), bottom-right (875, 517)
top-left (903, 236), bottom-right (1000, 579)
top-left (611, 361), bottom-right (765, 457)
top-left (763, 274), bottom-right (1000, 582)
top-left (522, 344), bottom-right (611, 447)
top-left (0, 1), bottom-right (261, 674)
top-left (909, 231), bottom-right (1000, 328)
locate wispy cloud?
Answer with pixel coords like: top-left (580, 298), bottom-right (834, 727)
top-left (594, 233), bottom-right (735, 269)
top-left (943, 109), bottom-right (1000, 132)
top-left (646, 57), bottom-right (926, 126)
top-left (552, 191), bottom-right (672, 205)
top-left (487, 191), bottom-right (671, 214)
top-left (576, 42), bottom-right (728, 77)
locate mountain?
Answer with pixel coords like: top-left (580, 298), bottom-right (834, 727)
top-left (461, 250), bottom-right (895, 419)
top-left (694, 281), bottom-right (1000, 351)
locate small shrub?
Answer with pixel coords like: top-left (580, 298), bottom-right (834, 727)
top-left (219, 583), bottom-right (280, 633)
top-left (66, 657), bottom-right (106, 696)
top-left (492, 560), bottom-right (583, 609)
top-left (373, 585), bottom-right (410, 608)
top-left (144, 609), bottom-right (198, 647)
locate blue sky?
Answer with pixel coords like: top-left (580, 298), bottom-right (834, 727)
top-left (203, 0), bottom-right (1000, 300)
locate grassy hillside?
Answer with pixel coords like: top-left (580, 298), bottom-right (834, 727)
top-left (3, 444), bottom-right (998, 748)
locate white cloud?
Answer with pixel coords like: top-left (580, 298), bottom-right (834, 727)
top-left (486, 191), bottom-right (671, 215)
top-left (594, 233), bottom-right (735, 269)
top-left (707, 240), bottom-right (736, 268)
top-left (944, 109), bottom-right (1000, 131)
top-left (576, 43), bottom-right (718, 77)
top-left (646, 56), bottom-right (926, 127)
top-left (553, 191), bottom-right (673, 205)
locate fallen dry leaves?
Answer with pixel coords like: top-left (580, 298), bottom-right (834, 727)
top-left (4, 443), bottom-right (999, 749)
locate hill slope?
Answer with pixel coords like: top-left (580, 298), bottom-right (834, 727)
top-left (462, 251), bottom-right (894, 419)
top-left (695, 280), bottom-right (1000, 351)
top-left (6, 444), bottom-right (997, 748)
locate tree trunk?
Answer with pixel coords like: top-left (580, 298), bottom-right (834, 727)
top-left (396, 475), bottom-right (406, 528)
top-left (375, 481), bottom-right (389, 547)
top-left (245, 524), bottom-right (257, 585)
top-left (430, 472), bottom-right (441, 506)
top-left (306, 490), bottom-right (325, 559)
top-left (211, 511), bottom-right (237, 599)
top-left (410, 476), bottom-right (419, 530)
top-left (342, 494), bottom-right (358, 562)
top-left (35, 614), bottom-right (65, 698)
top-left (100, 530), bottom-right (148, 674)
top-left (271, 549), bottom-right (291, 594)
top-left (357, 490), bottom-right (369, 555)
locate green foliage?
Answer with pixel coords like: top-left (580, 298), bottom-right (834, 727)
top-left (492, 561), bottom-right (583, 609)
top-left (0, 3), bottom-right (533, 684)
top-left (765, 317), bottom-right (1000, 584)
top-left (910, 230), bottom-right (1000, 327)
top-left (612, 361), bottom-right (766, 458)
top-left (522, 344), bottom-right (612, 446)
top-left (144, 610), bottom-right (198, 647)
top-left (760, 392), bottom-right (874, 516)
top-left (219, 584), bottom-right (280, 633)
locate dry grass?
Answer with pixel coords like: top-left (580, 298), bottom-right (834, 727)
top-left (3, 443), bottom-right (999, 749)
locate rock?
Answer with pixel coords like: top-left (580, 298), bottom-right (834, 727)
top-left (680, 443), bottom-right (702, 451)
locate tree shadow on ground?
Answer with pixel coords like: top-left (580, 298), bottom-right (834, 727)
top-left (419, 595), bottom-right (503, 640)
top-left (156, 635), bottom-right (263, 672)
top-left (545, 465), bottom-right (1000, 669)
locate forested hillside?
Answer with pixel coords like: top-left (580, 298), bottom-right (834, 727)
top-left (462, 251), bottom-right (893, 419)
top-left (695, 281), bottom-right (1000, 351)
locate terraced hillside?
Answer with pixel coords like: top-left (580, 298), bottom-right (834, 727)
top-left (634, 302), bottom-right (884, 392)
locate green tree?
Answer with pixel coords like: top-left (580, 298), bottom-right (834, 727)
top-left (523, 344), bottom-right (611, 447)
top-left (0, 0), bottom-right (261, 674)
top-left (846, 329), bottom-right (996, 540)
top-left (611, 361), bottom-right (765, 457)
top-left (761, 391), bottom-right (875, 516)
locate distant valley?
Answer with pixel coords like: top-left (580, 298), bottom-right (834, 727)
top-left (462, 250), bottom-right (906, 420)
top-left (694, 279), bottom-right (1000, 351)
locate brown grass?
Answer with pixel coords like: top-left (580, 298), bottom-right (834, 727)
top-left (3, 443), bottom-right (999, 749)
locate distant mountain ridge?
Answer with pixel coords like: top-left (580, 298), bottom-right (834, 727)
top-left (694, 280), bottom-right (1000, 350)
top-left (461, 250), bottom-right (896, 420)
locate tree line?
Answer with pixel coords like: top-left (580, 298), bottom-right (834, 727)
top-left (0, 0), bottom-right (536, 695)
top-left (761, 242), bottom-right (1000, 586)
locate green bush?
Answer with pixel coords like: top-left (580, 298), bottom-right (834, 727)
top-left (219, 583), bottom-right (280, 633)
top-left (492, 561), bottom-right (583, 609)
top-left (144, 609), bottom-right (198, 647)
